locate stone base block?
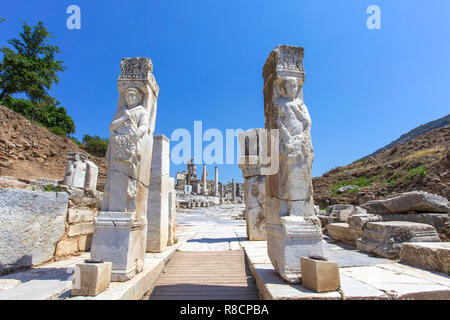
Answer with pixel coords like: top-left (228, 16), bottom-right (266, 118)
top-left (71, 261), bottom-right (112, 296)
top-left (91, 212), bottom-right (147, 282)
top-left (400, 242), bottom-right (450, 274)
top-left (357, 221), bottom-right (441, 259)
top-left (300, 257), bottom-right (341, 293)
top-left (266, 216), bottom-right (324, 284)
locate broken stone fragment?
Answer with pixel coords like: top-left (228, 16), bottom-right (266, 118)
top-left (337, 185), bottom-right (359, 194)
top-left (361, 191), bottom-right (450, 214)
top-left (326, 204), bottom-right (368, 223)
top-left (356, 221), bottom-right (441, 259)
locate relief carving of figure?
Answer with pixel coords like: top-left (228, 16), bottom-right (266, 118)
top-left (272, 77), bottom-right (313, 160)
top-left (108, 87), bottom-right (148, 203)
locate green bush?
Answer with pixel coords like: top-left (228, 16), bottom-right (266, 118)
top-left (2, 96), bottom-right (75, 135)
top-left (70, 136), bottom-right (81, 146)
top-left (406, 165), bottom-right (427, 180)
top-left (43, 184), bottom-right (60, 192)
top-left (49, 126), bottom-right (66, 137)
top-left (81, 135), bottom-right (109, 157)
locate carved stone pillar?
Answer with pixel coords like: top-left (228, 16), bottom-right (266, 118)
top-left (63, 152), bottom-right (88, 189)
top-left (263, 46), bottom-right (323, 283)
top-left (91, 57), bottom-right (158, 281)
top-left (239, 129), bottom-right (267, 241)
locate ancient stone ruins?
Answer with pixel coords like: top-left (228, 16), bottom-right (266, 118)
top-left (0, 48), bottom-right (449, 300)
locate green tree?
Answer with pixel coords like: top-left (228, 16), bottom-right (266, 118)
top-left (81, 135), bottom-right (109, 157)
top-left (0, 21), bottom-right (75, 135)
top-left (0, 21), bottom-right (66, 102)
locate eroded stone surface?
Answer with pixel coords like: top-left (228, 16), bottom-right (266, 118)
top-left (0, 189), bottom-right (68, 273)
top-left (400, 242), bottom-right (450, 274)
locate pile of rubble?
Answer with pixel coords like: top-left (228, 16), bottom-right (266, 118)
top-left (319, 191), bottom-right (449, 264)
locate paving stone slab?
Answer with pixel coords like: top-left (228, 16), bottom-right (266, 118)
top-left (340, 266), bottom-right (450, 299)
top-left (340, 275), bottom-right (388, 300)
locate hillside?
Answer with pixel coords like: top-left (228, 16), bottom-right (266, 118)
top-left (313, 125), bottom-right (450, 208)
top-left (0, 105), bottom-right (107, 186)
top-left (368, 114), bottom-right (450, 158)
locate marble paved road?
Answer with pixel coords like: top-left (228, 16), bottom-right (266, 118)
top-left (144, 204), bottom-right (260, 300)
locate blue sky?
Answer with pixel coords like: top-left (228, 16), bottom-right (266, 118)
top-left (1, 0), bottom-right (449, 183)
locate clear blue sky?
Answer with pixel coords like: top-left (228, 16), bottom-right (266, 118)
top-left (1, 0), bottom-right (449, 183)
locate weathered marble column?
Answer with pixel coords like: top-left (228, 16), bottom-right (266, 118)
top-left (91, 57), bottom-right (158, 281)
top-left (167, 177), bottom-right (176, 246)
top-left (146, 135), bottom-right (170, 252)
top-left (63, 152), bottom-right (88, 188)
top-left (239, 129), bottom-right (267, 241)
top-left (202, 164), bottom-right (208, 195)
top-left (213, 166), bottom-right (218, 196)
top-left (263, 46), bottom-right (324, 283)
top-left (219, 183), bottom-right (224, 204)
top-left (232, 179), bottom-right (236, 203)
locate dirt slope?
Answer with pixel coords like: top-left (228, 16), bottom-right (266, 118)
top-left (313, 125), bottom-right (450, 208)
top-left (0, 105), bottom-right (107, 185)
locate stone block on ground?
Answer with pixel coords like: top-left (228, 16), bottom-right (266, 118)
top-left (381, 213), bottom-right (450, 241)
top-left (71, 261), bottom-right (112, 296)
top-left (326, 205), bottom-right (368, 223)
top-left (361, 191), bottom-right (450, 215)
top-left (326, 223), bottom-right (361, 245)
top-left (399, 242), bottom-right (450, 274)
top-left (348, 214), bottom-right (382, 230)
top-left (300, 257), bottom-right (340, 293)
top-left (356, 221), bottom-right (441, 259)
top-left (0, 189), bottom-right (68, 273)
